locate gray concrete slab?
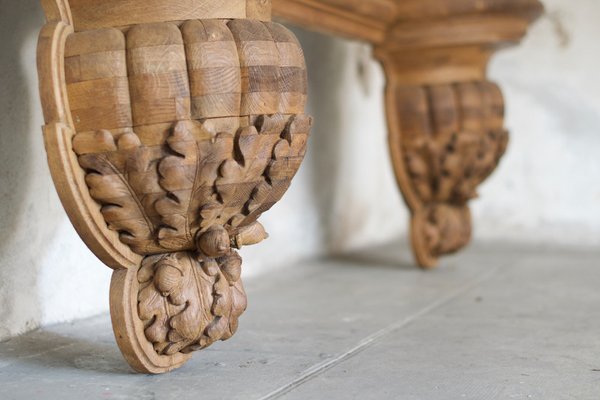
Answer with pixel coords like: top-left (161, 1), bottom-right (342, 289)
top-left (0, 242), bottom-right (598, 400)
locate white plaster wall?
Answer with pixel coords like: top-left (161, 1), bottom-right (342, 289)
top-left (0, 0), bottom-right (598, 340)
top-left (479, 0), bottom-right (600, 246)
top-left (0, 0), bottom-right (112, 340)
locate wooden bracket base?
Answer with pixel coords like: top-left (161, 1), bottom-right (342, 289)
top-left (37, 0), bottom-right (310, 373)
top-left (111, 248), bottom-right (247, 374)
top-left (372, 3), bottom-right (542, 268)
top-left (379, 70), bottom-right (509, 268)
top-left (273, 0), bottom-right (542, 268)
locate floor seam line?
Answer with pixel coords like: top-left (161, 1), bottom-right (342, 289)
top-left (257, 265), bottom-right (502, 400)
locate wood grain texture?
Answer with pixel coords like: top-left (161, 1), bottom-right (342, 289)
top-left (375, 27), bottom-right (526, 269)
top-left (385, 80), bottom-right (508, 268)
top-left (273, 1), bottom-right (541, 269)
top-left (36, 0), bottom-right (542, 374)
top-left (273, 0), bottom-right (397, 43)
top-left (37, 0), bottom-right (314, 374)
top-left (68, 0), bottom-right (245, 31)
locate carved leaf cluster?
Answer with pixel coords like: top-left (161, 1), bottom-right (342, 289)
top-left (74, 114), bottom-right (312, 255)
top-left (157, 114), bottom-right (312, 247)
top-left (137, 251), bottom-right (247, 356)
top-left (405, 128), bottom-right (509, 206)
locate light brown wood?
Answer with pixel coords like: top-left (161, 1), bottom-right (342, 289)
top-left (373, 3), bottom-right (542, 268)
top-left (35, 0), bottom-right (542, 374)
top-left (37, 0), bottom-right (310, 374)
top-left (273, 0), bottom-right (542, 268)
top-left (273, 0), bottom-right (397, 43)
top-left (67, 0), bottom-right (272, 31)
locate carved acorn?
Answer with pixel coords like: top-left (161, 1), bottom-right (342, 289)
top-left (219, 252), bottom-right (243, 284)
top-left (197, 226), bottom-right (231, 258)
top-left (233, 222), bottom-right (270, 249)
top-left (153, 259), bottom-right (184, 297)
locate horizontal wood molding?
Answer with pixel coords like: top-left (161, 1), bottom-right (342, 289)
top-left (393, 0), bottom-right (543, 21)
top-left (272, 0), bottom-right (397, 43)
top-left (68, 0), bottom-right (272, 31)
top-left (273, 0), bottom-right (543, 48)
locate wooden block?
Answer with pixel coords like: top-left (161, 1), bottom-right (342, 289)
top-left (278, 66), bottom-right (307, 93)
top-left (396, 86), bottom-right (432, 143)
top-left (129, 72), bottom-right (191, 100)
top-left (126, 23), bottom-right (191, 126)
top-left (65, 28), bottom-right (132, 132)
top-left (188, 67), bottom-right (241, 96)
top-left (182, 20), bottom-right (242, 119)
top-left (67, 78), bottom-right (130, 111)
top-left (278, 92), bottom-right (307, 114)
top-left (276, 42), bottom-right (306, 68)
top-left (68, 0), bottom-right (247, 31)
top-left (228, 20), bottom-right (279, 67)
top-left (130, 97), bottom-right (191, 126)
top-left (185, 42), bottom-right (240, 69)
top-left (265, 22), bottom-right (308, 114)
top-left (228, 20), bottom-right (282, 115)
top-left (456, 82), bottom-right (484, 132)
top-left (428, 85), bottom-right (459, 140)
top-left (243, 66), bottom-right (280, 92)
top-left (190, 94), bottom-right (242, 119)
top-left (479, 81), bottom-right (504, 130)
top-left (71, 105), bottom-right (132, 132)
top-left (246, 0), bottom-right (272, 21)
top-left (65, 28), bottom-right (125, 57)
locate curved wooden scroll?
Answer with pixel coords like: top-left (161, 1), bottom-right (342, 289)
top-left (37, 0), bottom-right (311, 373)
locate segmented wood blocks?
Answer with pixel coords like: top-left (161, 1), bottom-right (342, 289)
top-left (384, 80), bottom-right (508, 268)
top-left (37, 0), bottom-right (310, 373)
top-left (273, 0), bottom-right (542, 267)
top-left (373, 3), bottom-right (542, 268)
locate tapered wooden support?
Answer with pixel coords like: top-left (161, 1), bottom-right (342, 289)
top-left (37, 0), bottom-right (310, 373)
top-left (272, 0), bottom-right (543, 268)
top-left (374, 3), bottom-right (543, 268)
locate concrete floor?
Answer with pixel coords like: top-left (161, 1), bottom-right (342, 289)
top-left (0, 241), bottom-right (599, 400)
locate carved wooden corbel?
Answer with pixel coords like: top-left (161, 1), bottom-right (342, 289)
top-left (272, 0), bottom-right (542, 268)
top-left (374, 2), bottom-right (543, 268)
top-left (37, 0), bottom-right (310, 373)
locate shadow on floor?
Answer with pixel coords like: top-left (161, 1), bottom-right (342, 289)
top-left (331, 240), bottom-right (419, 271)
top-left (2, 330), bottom-right (132, 375)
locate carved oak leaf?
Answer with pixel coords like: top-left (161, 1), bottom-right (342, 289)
top-left (138, 255), bottom-right (180, 349)
top-left (155, 121), bottom-right (199, 250)
top-left (72, 129), bottom-right (117, 155)
top-left (246, 181), bottom-right (270, 214)
top-left (137, 252), bottom-right (247, 356)
top-left (282, 114), bottom-right (312, 159)
top-left (267, 139), bottom-right (293, 182)
top-left (199, 201), bottom-right (225, 231)
top-left (404, 126), bottom-right (509, 207)
top-left (77, 129), bottom-right (157, 253)
top-left (215, 124), bottom-right (279, 212)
